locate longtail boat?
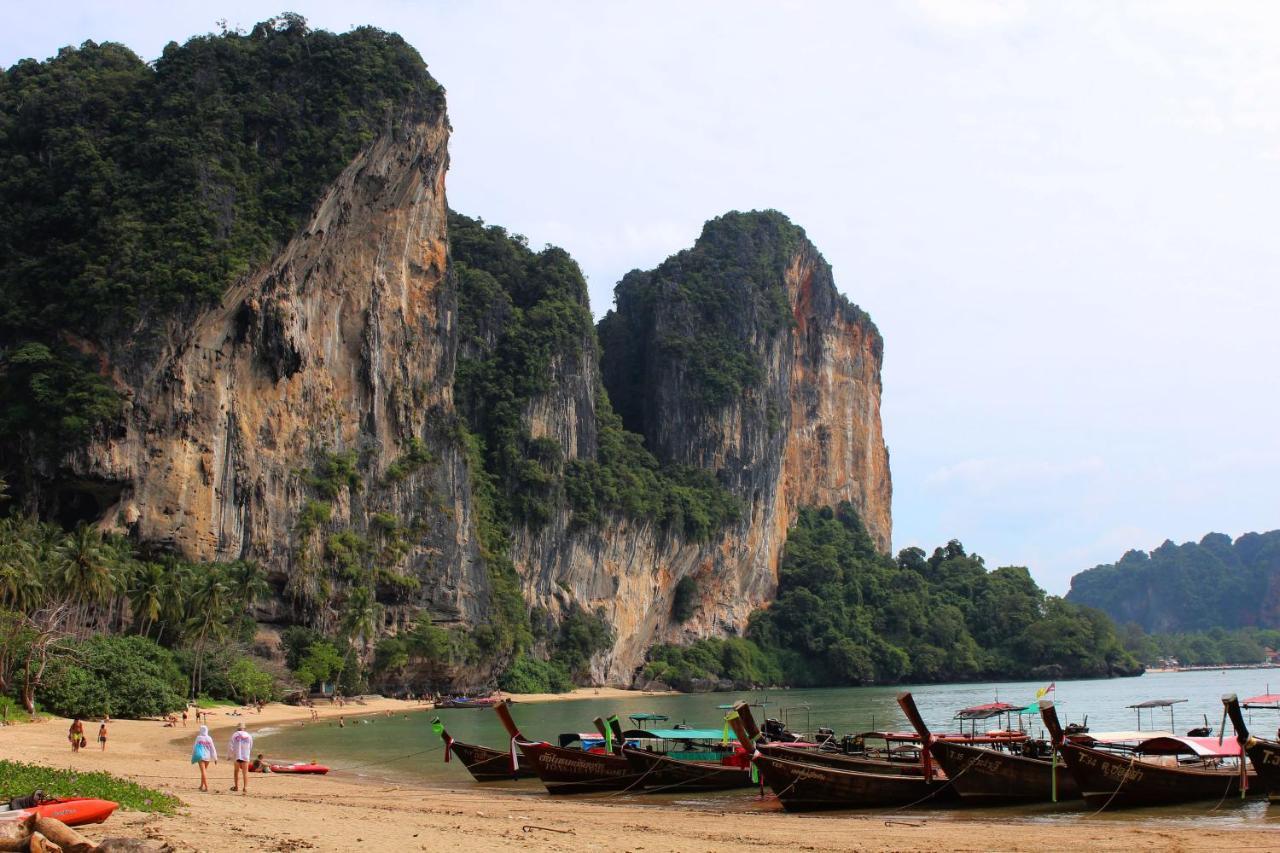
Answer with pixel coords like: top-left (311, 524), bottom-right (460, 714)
top-left (592, 716), bottom-right (755, 791)
top-left (493, 701), bottom-right (640, 794)
top-left (1224, 692), bottom-right (1280, 802)
top-left (431, 717), bottom-right (537, 781)
top-left (728, 701), bottom-right (926, 776)
top-left (749, 751), bottom-right (959, 812)
top-left (724, 707), bottom-right (957, 810)
top-left (1041, 699), bottom-right (1254, 809)
top-left (898, 692), bottom-right (1077, 802)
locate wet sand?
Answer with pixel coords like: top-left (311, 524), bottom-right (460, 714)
top-left (2, 693), bottom-right (1277, 852)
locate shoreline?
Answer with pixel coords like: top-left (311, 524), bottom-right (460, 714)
top-left (2, 695), bottom-right (1278, 851)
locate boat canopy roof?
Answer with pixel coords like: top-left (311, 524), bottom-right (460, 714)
top-left (1135, 735), bottom-right (1241, 758)
top-left (628, 713), bottom-right (669, 721)
top-left (1069, 730), bottom-right (1173, 746)
top-left (1242, 693), bottom-right (1280, 708)
top-left (955, 702), bottom-right (1019, 720)
top-left (1126, 699), bottom-right (1188, 709)
top-left (857, 730), bottom-right (924, 742)
top-left (632, 728), bottom-right (732, 741)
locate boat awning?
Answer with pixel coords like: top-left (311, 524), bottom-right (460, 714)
top-left (628, 713), bottom-right (669, 722)
top-left (1069, 730), bottom-right (1173, 746)
top-left (635, 728), bottom-right (733, 741)
top-left (1126, 699), bottom-right (1188, 709)
top-left (856, 730), bottom-right (923, 742)
top-left (1242, 693), bottom-right (1280, 709)
top-left (955, 702), bottom-right (1019, 720)
top-left (1135, 736), bottom-right (1241, 758)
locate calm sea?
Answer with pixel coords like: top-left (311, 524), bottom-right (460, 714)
top-left (258, 669), bottom-right (1280, 826)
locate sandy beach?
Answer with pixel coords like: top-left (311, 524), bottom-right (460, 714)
top-left (2, 694), bottom-right (1277, 852)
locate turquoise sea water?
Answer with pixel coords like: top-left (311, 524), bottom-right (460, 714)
top-left (259, 669), bottom-right (1280, 826)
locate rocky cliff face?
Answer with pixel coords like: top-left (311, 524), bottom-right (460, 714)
top-left (517, 213), bottom-right (892, 682)
top-left (46, 108), bottom-right (889, 686)
top-left (69, 104), bottom-right (498, 638)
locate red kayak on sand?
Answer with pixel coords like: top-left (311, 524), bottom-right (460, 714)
top-left (5, 798), bottom-right (119, 827)
top-left (268, 763), bottom-right (329, 775)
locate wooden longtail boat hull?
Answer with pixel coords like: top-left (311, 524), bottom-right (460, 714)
top-left (756, 744), bottom-right (925, 776)
top-left (621, 747), bottom-right (754, 791)
top-left (518, 741), bottom-right (642, 794)
top-left (1236, 740), bottom-right (1280, 802)
top-left (928, 738), bottom-right (1078, 802)
top-left (1059, 742), bottom-right (1253, 808)
top-left (1224, 693), bottom-right (1280, 802)
top-left (447, 739), bottom-right (538, 781)
top-left (752, 753), bottom-right (958, 812)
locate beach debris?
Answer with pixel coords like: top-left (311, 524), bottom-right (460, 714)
top-left (0, 817), bottom-right (170, 853)
top-left (95, 841), bottom-right (172, 853)
top-left (28, 832), bottom-right (61, 853)
top-left (33, 818), bottom-right (95, 853)
top-left (521, 826), bottom-right (573, 835)
top-left (0, 814), bottom-right (37, 852)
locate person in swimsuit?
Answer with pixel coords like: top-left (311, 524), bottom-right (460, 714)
top-left (68, 719), bottom-right (85, 752)
top-left (191, 725), bottom-right (217, 791)
top-left (98, 719), bottom-right (108, 751)
top-left (249, 753), bottom-right (269, 773)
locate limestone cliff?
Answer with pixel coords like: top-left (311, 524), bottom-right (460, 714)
top-left (15, 54), bottom-right (890, 688)
top-left (514, 212), bottom-right (892, 682)
top-left (67, 102), bottom-right (499, 640)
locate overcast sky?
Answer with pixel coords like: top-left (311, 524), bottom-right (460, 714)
top-left (6, 1), bottom-right (1278, 594)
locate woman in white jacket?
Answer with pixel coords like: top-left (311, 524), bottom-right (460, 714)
top-left (191, 725), bottom-right (218, 791)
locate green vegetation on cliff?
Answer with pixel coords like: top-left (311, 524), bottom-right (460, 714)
top-left (1067, 530), bottom-right (1280, 633)
top-left (449, 210), bottom-right (740, 539)
top-left (599, 211), bottom-right (801, 419)
top-left (646, 504), bottom-right (1141, 689)
top-left (0, 15), bottom-right (442, 470)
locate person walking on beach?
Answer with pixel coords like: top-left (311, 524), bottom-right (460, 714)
top-left (97, 719), bottom-right (108, 751)
top-left (229, 722), bottom-right (253, 794)
top-left (191, 725), bottom-right (217, 792)
top-left (68, 718), bottom-right (85, 752)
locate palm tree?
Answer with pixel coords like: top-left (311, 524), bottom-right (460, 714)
top-left (0, 518), bottom-right (43, 611)
top-left (225, 561), bottom-right (269, 614)
top-left (54, 524), bottom-right (118, 633)
top-left (187, 570), bottom-right (231, 697)
top-left (341, 585), bottom-right (381, 658)
top-left (130, 562), bottom-right (167, 638)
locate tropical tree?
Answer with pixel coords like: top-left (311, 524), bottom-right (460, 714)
top-left (187, 571), bottom-right (232, 696)
top-left (54, 524), bottom-right (119, 632)
top-left (129, 562), bottom-right (167, 638)
top-left (341, 585), bottom-right (381, 658)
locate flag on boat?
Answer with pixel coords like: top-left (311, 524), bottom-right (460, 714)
top-left (1036, 682), bottom-right (1056, 699)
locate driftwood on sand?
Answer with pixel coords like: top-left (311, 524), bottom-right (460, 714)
top-left (0, 817), bottom-right (170, 853)
top-left (0, 815), bottom-right (37, 852)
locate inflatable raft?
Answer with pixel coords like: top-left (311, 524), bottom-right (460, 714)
top-left (268, 763), bottom-right (329, 775)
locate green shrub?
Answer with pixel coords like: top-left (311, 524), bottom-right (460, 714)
top-left (0, 760), bottom-right (181, 813)
top-left (672, 576), bottom-right (699, 622)
top-left (498, 656), bottom-right (573, 694)
top-left (42, 636), bottom-right (185, 718)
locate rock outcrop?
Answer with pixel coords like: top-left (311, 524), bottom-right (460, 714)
top-left (515, 212), bottom-right (892, 681)
top-left (69, 101), bottom-right (499, 639)
top-left (48, 101), bottom-right (889, 686)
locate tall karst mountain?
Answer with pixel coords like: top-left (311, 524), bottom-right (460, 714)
top-left (0, 19), bottom-right (891, 685)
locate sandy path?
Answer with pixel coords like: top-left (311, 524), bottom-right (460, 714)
top-left (2, 695), bottom-right (1277, 852)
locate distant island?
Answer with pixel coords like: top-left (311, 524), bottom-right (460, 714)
top-left (1068, 530), bottom-right (1280, 667)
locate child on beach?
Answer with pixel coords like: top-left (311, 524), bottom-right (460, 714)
top-left (191, 725), bottom-right (218, 791)
top-left (98, 719), bottom-right (107, 751)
